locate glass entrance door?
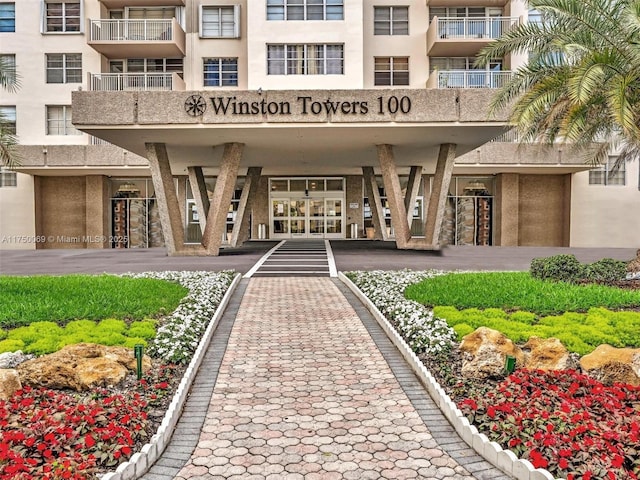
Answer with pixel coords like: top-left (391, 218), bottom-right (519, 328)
top-left (270, 178), bottom-right (345, 239)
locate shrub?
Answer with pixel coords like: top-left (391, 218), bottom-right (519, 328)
top-left (584, 258), bottom-right (628, 282)
top-left (95, 318), bottom-right (127, 334)
top-left (0, 339), bottom-right (25, 354)
top-left (0, 330), bottom-right (6, 341)
top-left (127, 320), bottom-right (156, 340)
top-left (530, 254), bottom-right (584, 283)
top-left (8, 322), bottom-right (63, 344)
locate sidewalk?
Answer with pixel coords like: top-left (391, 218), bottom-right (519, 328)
top-left (141, 277), bottom-right (510, 480)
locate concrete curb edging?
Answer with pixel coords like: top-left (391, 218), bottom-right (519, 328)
top-left (100, 273), bottom-right (243, 480)
top-left (338, 272), bottom-right (556, 480)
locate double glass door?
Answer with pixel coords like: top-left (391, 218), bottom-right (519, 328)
top-left (272, 197), bottom-right (343, 238)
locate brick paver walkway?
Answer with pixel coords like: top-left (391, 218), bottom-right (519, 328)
top-left (172, 277), bottom-right (497, 480)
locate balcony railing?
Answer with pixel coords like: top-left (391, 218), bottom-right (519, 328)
top-left (88, 72), bottom-right (185, 91)
top-left (436, 70), bottom-right (513, 89)
top-left (436, 16), bottom-right (519, 39)
top-left (89, 19), bottom-right (174, 42)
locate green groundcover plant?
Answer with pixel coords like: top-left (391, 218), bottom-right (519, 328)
top-left (435, 306), bottom-right (640, 355)
top-left (0, 319), bottom-right (157, 355)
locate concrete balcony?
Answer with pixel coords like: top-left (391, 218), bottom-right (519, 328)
top-left (88, 72), bottom-right (186, 91)
top-left (426, 70), bottom-right (513, 89)
top-left (99, 0), bottom-right (183, 8)
top-left (87, 18), bottom-right (185, 58)
top-left (427, 16), bottom-right (520, 56)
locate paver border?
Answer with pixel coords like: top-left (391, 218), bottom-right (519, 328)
top-left (338, 272), bottom-right (557, 480)
top-left (100, 272), bottom-right (243, 480)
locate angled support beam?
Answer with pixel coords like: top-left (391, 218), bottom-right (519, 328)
top-left (146, 142), bottom-right (186, 255)
top-left (362, 166), bottom-right (387, 240)
top-left (377, 144), bottom-right (410, 248)
top-left (424, 143), bottom-right (456, 247)
top-left (404, 165), bottom-right (423, 229)
top-left (230, 166), bottom-right (262, 247)
top-left (187, 166), bottom-right (210, 235)
top-left (202, 143), bottom-right (244, 256)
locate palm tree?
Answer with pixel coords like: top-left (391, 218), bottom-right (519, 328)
top-left (477, 0), bottom-right (640, 165)
top-left (0, 55), bottom-right (21, 169)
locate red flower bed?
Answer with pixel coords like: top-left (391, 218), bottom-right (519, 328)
top-left (0, 365), bottom-right (178, 480)
top-left (458, 369), bottom-right (640, 480)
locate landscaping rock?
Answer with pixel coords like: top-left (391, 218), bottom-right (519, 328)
top-left (17, 343), bottom-right (152, 391)
top-left (459, 327), bottom-right (524, 378)
top-left (0, 369), bottom-right (22, 400)
top-left (522, 337), bottom-right (571, 371)
top-left (580, 344), bottom-right (640, 386)
top-left (0, 350), bottom-right (34, 369)
top-left (627, 250), bottom-right (640, 279)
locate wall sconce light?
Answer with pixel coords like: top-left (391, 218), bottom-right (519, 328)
top-left (42, 147), bottom-right (47, 155)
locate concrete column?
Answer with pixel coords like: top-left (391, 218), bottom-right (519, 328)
top-left (424, 143), bottom-right (456, 247)
top-left (404, 166), bottom-right (423, 230)
top-left (377, 144), bottom-right (410, 247)
top-left (362, 166), bottom-right (386, 240)
top-left (85, 175), bottom-right (109, 248)
top-left (146, 143), bottom-right (186, 255)
top-left (230, 166), bottom-right (262, 247)
top-left (495, 173), bottom-right (519, 246)
top-left (202, 142), bottom-right (244, 255)
top-left (187, 166), bottom-right (210, 234)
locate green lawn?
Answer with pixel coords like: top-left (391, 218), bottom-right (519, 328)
top-left (404, 271), bottom-right (640, 316)
top-left (0, 274), bottom-right (188, 328)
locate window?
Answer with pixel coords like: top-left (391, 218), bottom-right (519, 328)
top-left (46, 105), bottom-right (80, 135)
top-left (0, 106), bottom-right (16, 134)
top-left (267, 44), bottom-right (343, 75)
top-left (374, 57), bottom-right (409, 86)
top-left (267, 0), bottom-right (343, 21)
top-left (374, 6), bottom-right (408, 35)
top-left (200, 5), bottom-right (240, 38)
top-left (203, 58), bottom-right (238, 86)
top-left (589, 156), bottom-right (626, 186)
top-left (46, 53), bottom-right (81, 83)
top-left (0, 168), bottom-right (17, 187)
top-left (0, 54), bottom-right (16, 85)
top-left (0, 3), bottom-right (15, 32)
top-left (43, 1), bottom-right (81, 32)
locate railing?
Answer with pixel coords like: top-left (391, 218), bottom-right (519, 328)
top-left (90, 135), bottom-right (112, 145)
top-left (436, 16), bottom-right (519, 39)
top-left (437, 70), bottom-right (513, 88)
top-left (489, 129), bottom-right (519, 142)
top-left (89, 73), bottom-right (177, 91)
top-left (89, 19), bottom-right (173, 42)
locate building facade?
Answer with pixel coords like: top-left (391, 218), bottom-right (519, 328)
top-left (1, 0), bottom-right (638, 253)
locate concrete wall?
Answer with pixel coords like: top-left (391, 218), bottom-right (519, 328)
top-left (345, 175), bottom-right (364, 238)
top-left (35, 176), bottom-right (88, 249)
top-left (246, 0), bottom-right (364, 90)
top-left (518, 174), bottom-right (570, 246)
top-left (364, 1), bottom-right (430, 88)
top-left (0, 173), bottom-right (36, 250)
top-left (570, 162), bottom-right (640, 248)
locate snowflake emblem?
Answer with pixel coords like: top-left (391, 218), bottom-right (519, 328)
top-left (184, 95), bottom-right (206, 117)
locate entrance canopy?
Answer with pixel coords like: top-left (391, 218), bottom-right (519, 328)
top-left (72, 88), bottom-right (508, 175)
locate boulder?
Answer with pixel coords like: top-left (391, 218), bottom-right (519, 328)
top-left (580, 344), bottom-right (640, 386)
top-left (627, 249), bottom-right (640, 279)
top-left (459, 327), bottom-right (524, 378)
top-left (523, 337), bottom-right (571, 371)
top-left (0, 351), bottom-right (34, 369)
top-left (17, 343), bottom-right (152, 391)
top-left (0, 369), bottom-right (22, 400)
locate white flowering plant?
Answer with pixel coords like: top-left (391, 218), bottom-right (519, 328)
top-left (345, 269), bottom-right (457, 355)
top-left (123, 270), bottom-right (235, 363)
